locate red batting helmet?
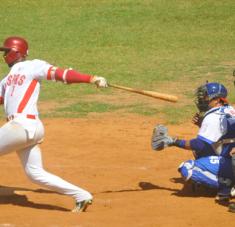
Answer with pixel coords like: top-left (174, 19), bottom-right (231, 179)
top-left (0, 36), bottom-right (28, 66)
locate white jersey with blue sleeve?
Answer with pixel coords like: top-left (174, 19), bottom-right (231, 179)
top-left (198, 105), bottom-right (235, 145)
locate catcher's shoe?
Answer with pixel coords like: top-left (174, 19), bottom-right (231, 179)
top-left (215, 193), bottom-right (230, 202)
top-left (72, 199), bottom-right (92, 213)
top-left (231, 187), bottom-right (235, 197)
top-left (228, 202), bottom-right (235, 213)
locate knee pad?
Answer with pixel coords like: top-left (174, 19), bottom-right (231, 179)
top-left (178, 160), bottom-right (194, 181)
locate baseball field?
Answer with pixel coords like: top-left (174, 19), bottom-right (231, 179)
top-left (0, 0), bottom-right (235, 226)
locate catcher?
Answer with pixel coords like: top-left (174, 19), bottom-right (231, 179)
top-left (151, 82), bottom-right (235, 205)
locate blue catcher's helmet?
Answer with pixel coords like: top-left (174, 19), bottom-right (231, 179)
top-left (206, 82), bottom-right (227, 100)
top-left (195, 82), bottom-right (228, 112)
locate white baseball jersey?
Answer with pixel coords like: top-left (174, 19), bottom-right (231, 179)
top-left (0, 59), bottom-right (52, 117)
top-left (198, 105), bottom-right (235, 144)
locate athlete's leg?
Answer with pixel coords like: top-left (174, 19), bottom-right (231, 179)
top-left (230, 151), bottom-right (235, 184)
top-left (0, 121), bottom-right (33, 155)
top-left (178, 159), bottom-right (219, 189)
top-left (215, 156), bottom-right (234, 201)
top-left (16, 144), bottom-right (92, 202)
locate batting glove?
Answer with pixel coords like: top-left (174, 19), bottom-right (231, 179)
top-left (90, 76), bottom-right (108, 88)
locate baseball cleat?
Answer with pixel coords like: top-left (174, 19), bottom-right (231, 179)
top-left (215, 194), bottom-right (230, 202)
top-left (228, 202), bottom-right (235, 213)
top-left (72, 199), bottom-right (92, 213)
top-left (231, 187), bottom-right (235, 197)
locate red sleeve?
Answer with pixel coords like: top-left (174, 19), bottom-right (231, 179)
top-left (54, 68), bottom-right (92, 84)
top-left (0, 96), bottom-right (3, 105)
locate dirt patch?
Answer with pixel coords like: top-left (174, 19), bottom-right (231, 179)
top-left (0, 113), bottom-right (234, 227)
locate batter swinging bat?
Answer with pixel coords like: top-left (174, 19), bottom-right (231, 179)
top-left (108, 83), bottom-right (178, 102)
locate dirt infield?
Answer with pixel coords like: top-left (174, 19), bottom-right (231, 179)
top-left (0, 114), bottom-right (234, 227)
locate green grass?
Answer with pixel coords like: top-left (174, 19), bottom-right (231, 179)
top-left (43, 101), bottom-right (121, 118)
top-left (162, 105), bottom-right (197, 124)
top-left (0, 0), bottom-right (235, 123)
top-left (127, 104), bottom-right (162, 116)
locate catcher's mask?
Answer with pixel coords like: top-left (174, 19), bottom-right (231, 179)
top-left (195, 82), bottom-right (228, 112)
top-left (0, 36), bottom-right (28, 67)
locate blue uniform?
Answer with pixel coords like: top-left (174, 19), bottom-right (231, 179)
top-left (178, 156), bottom-right (234, 189)
top-left (187, 105), bottom-right (235, 196)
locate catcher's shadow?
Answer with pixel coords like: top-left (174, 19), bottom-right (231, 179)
top-left (101, 179), bottom-right (216, 198)
top-left (100, 181), bottom-right (179, 194)
top-left (140, 180), bottom-right (224, 206)
top-left (170, 177), bottom-right (217, 198)
top-left (0, 185), bottom-right (70, 212)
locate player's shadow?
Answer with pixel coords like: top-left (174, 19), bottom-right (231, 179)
top-left (101, 181), bottom-right (178, 194)
top-left (0, 185), bottom-right (70, 212)
top-left (170, 177), bottom-right (217, 198)
top-left (101, 178), bottom-right (217, 198)
top-left (171, 179), bottom-right (231, 208)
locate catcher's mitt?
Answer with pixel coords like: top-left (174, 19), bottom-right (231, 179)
top-left (151, 124), bottom-right (175, 151)
top-left (192, 112), bottom-right (204, 128)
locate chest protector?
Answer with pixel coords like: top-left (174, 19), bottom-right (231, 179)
top-left (214, 115), bottom-right (235, 157)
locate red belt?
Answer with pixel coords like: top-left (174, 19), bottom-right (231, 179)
top-left (7, 114), bottom-right (36, 122)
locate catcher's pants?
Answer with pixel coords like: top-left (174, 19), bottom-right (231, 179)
top-left (0, 118), bottom-right (92, 202)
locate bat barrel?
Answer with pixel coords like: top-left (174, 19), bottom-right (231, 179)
top-left (109, 83), bottom-right (178, 102)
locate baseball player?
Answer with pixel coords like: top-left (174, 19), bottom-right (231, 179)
top-left (151, 82), bottom-right (235, 202)
top-left (0, 36), bottom-right (108, 212)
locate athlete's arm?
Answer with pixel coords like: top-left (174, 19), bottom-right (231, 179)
top-left (174, 137), bottom-right (216, 158)
top-left (0, 79), bottom-right (5, 105)
top-left (47, 66), bottom-right (108, 87)
top-left (0, 97), bottom-right (3, 105)
top-left (33, 60), bottom-right (107, 87)
top-left (174, 137), bottom-right (207, 150)
top-left (34, 60), bottom-right (95, 83)
top-left (175, 138), bottom-right (214, 150)
top-left (175, 112), bottom-right (224, 156)
top-left (47, 66), bottom-right (93, 83)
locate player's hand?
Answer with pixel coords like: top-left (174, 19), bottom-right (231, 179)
top-left (90, 76), bottom-right (108, 88)
top-left (192, 112), bottom-right (203, 127)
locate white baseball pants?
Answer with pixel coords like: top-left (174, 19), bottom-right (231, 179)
top-left (0, 118), bottom-right (92, 203)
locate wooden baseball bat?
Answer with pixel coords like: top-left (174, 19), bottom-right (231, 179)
top-left (108, 83), bottom-right (178, 102)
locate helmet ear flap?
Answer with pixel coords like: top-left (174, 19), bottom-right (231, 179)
top-left (3, 49), bottom-right (22, 67)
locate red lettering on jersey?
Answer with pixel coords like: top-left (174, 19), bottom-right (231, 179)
top-left (6, 74), bottom-right (26, 86)
top-left (12, 74), bottom-right (20, 85)
top-left (18, 75), bottom-right (26, 85)
top-left (6, 75), bottom-right (13, 86)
